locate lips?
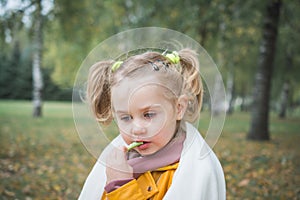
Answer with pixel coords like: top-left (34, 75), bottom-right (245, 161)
top-left (137, 141), bottom-right (151, 150)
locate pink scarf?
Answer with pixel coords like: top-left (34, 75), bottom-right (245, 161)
top-left (127, 130), bottom-right (186, 178)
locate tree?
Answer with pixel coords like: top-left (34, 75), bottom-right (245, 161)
top-left (32, 0), bottom-right (44, 117)
top-left (273, 1), bottom-right (300, 118)
top-left (247, 0), bottom-right (282, 140)
top-left (278, 80), bottom-right (289, 118)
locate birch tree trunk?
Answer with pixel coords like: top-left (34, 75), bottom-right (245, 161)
top-left (211, 21), bottom-right (227, 116)
top-left (247, 0), bottom-right (281, 140)
top-left (212, 74), bottom-right (226, 116)
top-left (226, 66), bottom-right (235, 115)
top-left (278, 80), bottom-right (289, 118)
top-left (278, 48), bottom-right (293, 118)
top-left (32, 0), bottom-right (43, 117)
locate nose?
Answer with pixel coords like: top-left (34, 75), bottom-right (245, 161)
top-left (131, 119), bottom-right (146, 136)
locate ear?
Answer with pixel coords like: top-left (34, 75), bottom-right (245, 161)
top-left (176, 95), bottom-right (189, 120)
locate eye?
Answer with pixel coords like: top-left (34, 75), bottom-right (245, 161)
top-left (120, 115), bottom-right (132, 122)
top-left (144, 112), bottom-right (156, 119)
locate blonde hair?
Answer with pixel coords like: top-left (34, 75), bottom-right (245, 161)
top-left (86, 48), bottom-right (203, 125)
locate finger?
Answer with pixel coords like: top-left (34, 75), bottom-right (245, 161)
top-left (109, 146), bottom-right (127, 165)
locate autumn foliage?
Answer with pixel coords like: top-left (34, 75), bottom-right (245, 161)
top-left (0, 101), bottom-right (299, 199)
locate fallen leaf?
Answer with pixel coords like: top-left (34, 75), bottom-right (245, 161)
top-left (238, 179), bottom-right (250, 187)
top-left (3, 189), bottom-right (15, 197)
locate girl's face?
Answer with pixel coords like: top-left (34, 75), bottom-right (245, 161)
top-left (111, 75), bottom-right (186, 156)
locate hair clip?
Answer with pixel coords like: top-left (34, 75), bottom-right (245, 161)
top-left (156, 59), bottom-right (169, 69)
top-left (150, 62), bottom-right (160, 71)
top-left (162, 49), bottom-right (168, 56)
top-left (165, 51), bottom-right (180, 64)
top-left (111, 61), bottom-right (123, 72)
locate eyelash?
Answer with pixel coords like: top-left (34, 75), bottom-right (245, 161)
top-left (120, 115), bottom-right (132, 122)
top-left (144, 112), bottom-right (156, 119)
top-left (119, 112), bottom-right (156, 122)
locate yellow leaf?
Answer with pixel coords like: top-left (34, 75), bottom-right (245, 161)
top-left (53, 184), bottom-right (61, 192)
top-left (238, 179), bottom-right (250, 187)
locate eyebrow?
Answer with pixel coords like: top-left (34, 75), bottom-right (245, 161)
top-left (115, 104), bottom-right (162, 114)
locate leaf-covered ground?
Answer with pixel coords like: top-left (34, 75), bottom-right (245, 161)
top-left (0, 101), bottom-right (299, 199)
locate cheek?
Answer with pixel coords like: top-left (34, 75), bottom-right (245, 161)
top-left (120, 131), bottom-right (131, 144)
top-left (152, 127), bottom-right (175, 145)
top-left (161, 121), bottom-right (177, 140)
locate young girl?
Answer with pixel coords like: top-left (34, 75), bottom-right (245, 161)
top-left (79, 49), bottom-right (226, 199)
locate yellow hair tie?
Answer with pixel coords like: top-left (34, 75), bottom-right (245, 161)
top-left (165, 51), bottom-right (180, 64)
top-left (111, 61), bottom-right (123, 72)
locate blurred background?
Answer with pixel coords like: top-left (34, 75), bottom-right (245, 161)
top-left (0, 0), bottom-right (299, 199)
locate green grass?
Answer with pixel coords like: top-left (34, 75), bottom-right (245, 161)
top-left (0, 100), bottom-right (299, 199)
top-left (0, 100), bottom-right (95, 199)
top-left (214, 112), bottom-right (300, 199)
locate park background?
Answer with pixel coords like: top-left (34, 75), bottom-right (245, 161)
top-left (0, 0), bottom-right (299, 199)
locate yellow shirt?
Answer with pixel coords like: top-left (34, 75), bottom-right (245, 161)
top-left (101, 162), bottom-right (179, 200)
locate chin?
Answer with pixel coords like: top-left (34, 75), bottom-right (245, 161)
top-left (138, 148), bottom-right (158, 156)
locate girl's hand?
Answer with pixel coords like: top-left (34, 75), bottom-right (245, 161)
top-left (105, 146), bottom-right (133, 183)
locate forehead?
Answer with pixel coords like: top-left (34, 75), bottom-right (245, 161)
top-left (111, 75), bottom-right (172, 111)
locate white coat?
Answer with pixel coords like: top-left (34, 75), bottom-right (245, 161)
top-left (78, 122), bottom-right (226, 200)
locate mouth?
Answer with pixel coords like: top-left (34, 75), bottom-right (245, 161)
top-left (127, 141), bottom-right (151, 151)
top-left (127, 141), bottom-right (144, 151)
top-left (136, 141), bottom-right (151, 150)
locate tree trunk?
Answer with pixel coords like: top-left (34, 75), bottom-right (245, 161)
top-left (198, 24), bottom-right (207, 48)
top-left (211, 74), bottom-right (226, 116)
top-left (226, 66), bottom-right (235, 115)
top-left (278, 80), bottom-right (289, 118)
top-left (240, 96), bottom-right (246, 112)
top-left (32, 0), bottom-right (43, 117)
top-left (247, 0), bottom-right (281, 140)
top-left (278, 47), bottom-right (293, 118)
top-left (211, 20), bottom-right (227, 116)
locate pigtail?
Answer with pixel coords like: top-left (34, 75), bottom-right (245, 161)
top-left (86, 60), bottom-right (114, 125)
top-left (178, 49), bottom-right (203, 122)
